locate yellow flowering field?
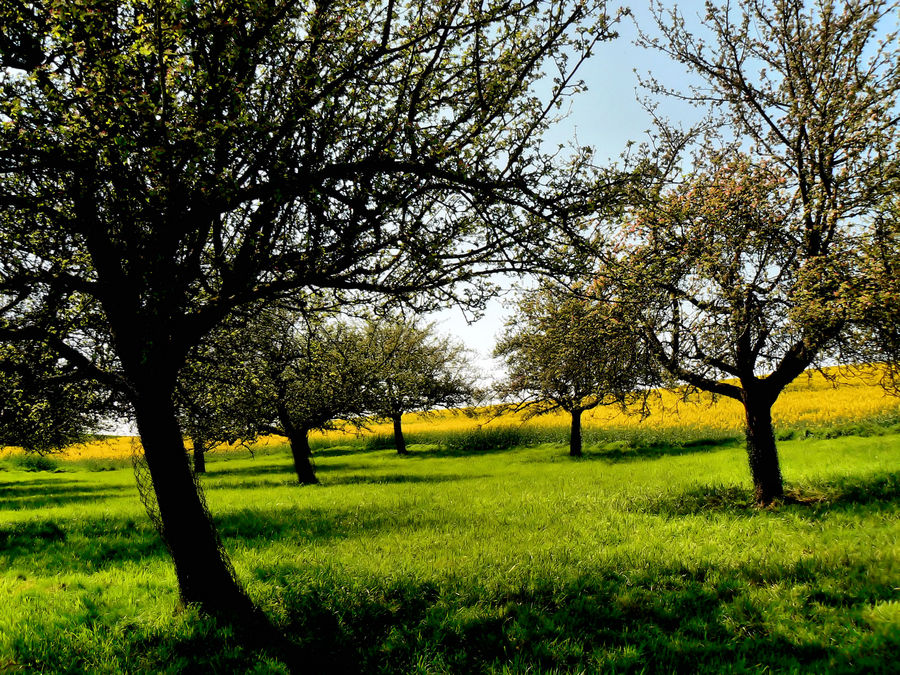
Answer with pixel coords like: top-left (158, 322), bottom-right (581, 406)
top-left (316, 366), bottom-right (899, 440)
top-left (2, 366), bottom-right (897, 461)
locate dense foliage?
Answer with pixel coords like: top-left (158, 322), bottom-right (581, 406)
top-left (363, 315), bottom-right (479, 454)
top-left (494, 282), bottom-right (657, 456)
top-left (0, 341), bottom-right (108, 453)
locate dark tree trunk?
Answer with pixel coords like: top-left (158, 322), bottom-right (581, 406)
top-left (276, 403), bottom-right (319, 485)
top-left (742, 395), bottom-right (784, 505)
top-left (288, 428), bottom-right (318, 485)
top-left (392, 414), bottom-right (408, 455)
top-left (569, 408), bottom-right (583, 457)
top-left (132, 386), bottom-right (257, 621)
top-left (192, 438), bottom-right (206, 474)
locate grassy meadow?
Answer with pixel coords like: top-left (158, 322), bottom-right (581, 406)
top-left (0, 369), bottom-right (898, 673)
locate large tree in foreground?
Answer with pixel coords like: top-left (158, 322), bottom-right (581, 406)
top-left (364, 316), bottom-right (479, 455)
top-left (0, 0), bottom-right (613, 629)
top-left (493, 282), bottom-right (656, 457)
top-left (603, 0), bottom-right (900, 504)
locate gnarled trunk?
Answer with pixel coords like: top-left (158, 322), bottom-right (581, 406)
top-left (742, 395), bottom-right (783, 505)
top-left (133, 386), bottom-right (257, 621)
top-left (569, 408), bottom-right (583, 457)
top-left (392, 414), bottom-right (408, 455)
top-left (288, 428), bottom-right (318, 485)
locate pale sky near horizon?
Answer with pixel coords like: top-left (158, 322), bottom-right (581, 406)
top-left (433, 2), bottom-right (706, 380)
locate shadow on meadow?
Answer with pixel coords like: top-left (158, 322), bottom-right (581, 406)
top-left (0, 478), bottom-right (134, 510)
top-left (0, 515), bottom-right (165, 568)
top-left (8, 554), bottom-right (895, 674)
top-left (581, 437), bottom-right (742, 463)
top-left (233, 557), bottom-right (897, 674)
top-left (203, 460), bottom-right (348, 480)
top-left (311, 443), bottom-right (386, 458)
top-left (213, 499), bottom-right (480, 545)
top-left (0, 495), bottom-right (477, 573)
top-left (321, 472), bottom-right (487, 487)
top-left (629, 471), bottom-right (900, 517)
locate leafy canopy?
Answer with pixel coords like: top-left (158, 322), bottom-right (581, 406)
top-left (493, 281), bottom-right (656, 417)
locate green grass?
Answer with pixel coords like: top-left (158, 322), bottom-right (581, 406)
top-left (1, 433), bottom-right (898, 673)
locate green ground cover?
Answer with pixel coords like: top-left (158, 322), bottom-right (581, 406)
top-left (1, 434), bottom-right (898, 673)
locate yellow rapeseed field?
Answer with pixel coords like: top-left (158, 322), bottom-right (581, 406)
top-left (2, 366), bottom-right (897, 461)
top-left (335, 365), bottom-right (899, 439)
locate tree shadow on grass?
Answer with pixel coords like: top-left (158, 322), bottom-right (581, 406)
top-left (321, 472), bottom-right (486, 487)
top-left (0, 479), bottom-right (134, 510)
top-left (628, 472), bottom-right (900, 517)
top-left (204, 459), bottom-right (356, 481)
top-left (397, 444), bottom-right (519, 460)
top-left (311, 444), bottom-right (385, 459)
top-left (239, 560), bottom-right (897, 675)
top-left (0, 515), bottom-right (166, 567)
top-left (9, 556), bottom-right (895, 674)
top-left (580, 437), bottom-right (742, 464)
top-left (204, 460), bottom-right (483, 490)
top-left (214, 500), bottom-right (475, 545)
top-left (1, 496), bottom-right (476, 573)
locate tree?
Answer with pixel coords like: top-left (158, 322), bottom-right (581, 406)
top-left (0, 340), bottom-right (108, 453)
top-left (853, 195), bottom-right (900, 393)
top-left (1, 0), bottom-right (611, 625)
top-left (602, 0), bottom-right (900, 504)
top-left (175, 318), bottom-right (268, 474)
top-left (364, 316), bottom-right (479, 454)
top-left (493, 281), bottom-right (656, 457)
top-left (248, 310), bottom-right (374, 485)
top-left (177, 308), bottom-right (371, 483)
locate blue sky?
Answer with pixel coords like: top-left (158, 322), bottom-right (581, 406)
top-left (434, 2), bottom-right (706, 378)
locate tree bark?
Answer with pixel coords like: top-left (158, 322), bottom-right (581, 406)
top-left (569, 408), bottom-right (583, 457)
top-left (192, 438), bottom-right (207, 474)
top-left (392, 414), bottom-right (408, 455)
top-left (288, 428), bottom-right (318, 485)
top-left (742, 395), bottom-right (784, 505)
top-left (132, 386), bottom-right (257, 621)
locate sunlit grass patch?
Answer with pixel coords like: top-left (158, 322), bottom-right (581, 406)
top-left (1, 430), bottom-right (898, 672)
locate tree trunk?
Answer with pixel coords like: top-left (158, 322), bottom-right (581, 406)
top-left (288, 428), bottom-right (318, 485)
top-left (569, 408), bottom-right (583, 457)
top-left (392, 414), bottom-right (408, 455)
top-left (132, 387), bottom-right (257, 621)
top-left (192, 438), bottom-right (207, 474)
top-left (743, 395), bottom-right (784, 505)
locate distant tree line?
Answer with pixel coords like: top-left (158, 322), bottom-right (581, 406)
top-left (177, 310), bottom-right (479, 483)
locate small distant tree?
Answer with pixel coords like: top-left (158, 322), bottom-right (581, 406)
top-left (176, 319), bottom-right (268, 474)
top-left (493, 282), bottom-right (656, 457)
top-left (177, 307), bottom-right (373, 484)
top-left (854, 196), bottom-right (900, 393)
top-left (251, 312), bottom-right (374, 484)
top-left (364, 317), bottom-right (479, 455)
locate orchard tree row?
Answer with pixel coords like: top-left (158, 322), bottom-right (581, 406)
top-left (1, 0), bottom-right (898, 658)
top-left (177, 310), bottom-right (478, 482)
